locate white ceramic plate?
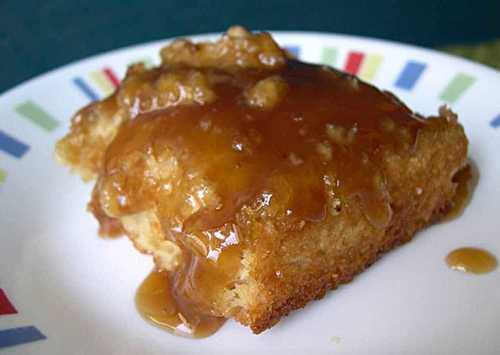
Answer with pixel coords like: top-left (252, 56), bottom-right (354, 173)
top-left (1, 32), bottom-right (499, 355)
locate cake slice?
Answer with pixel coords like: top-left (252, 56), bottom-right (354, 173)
top-left (56, 26), bottom-right (468, 334)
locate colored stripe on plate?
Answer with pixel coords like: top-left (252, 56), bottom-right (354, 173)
top-left (320, 47), bottom-right (338, 67)
top-left (73, 77), bottom-right (99, 101)
top-left (344, 51), bottom-right (365, 75)
top-left (395, 61), bottom-right (427, 90)
top-left (490, 114), bottom-right (500, 128)
top-left (0, 289), bottom-right (17, 315)
top-left (285, 46), bottom-right (301, 58)
top-left (0, 169), bottom-right (6, 184)
top-left (90, 71), bottom-right (115, 96)
top-left (15, 101), bottom-right (59, 131)
top-left (103, 68), bottom-right (121, 88)
top-left (0, 130), bottom-right (29, 158)
top-left (358, 54), bottom-right (383, 81)
top-left (0, 326), bottom-right (46, 349)
top-left (440, 73), bottom-right (475, 103)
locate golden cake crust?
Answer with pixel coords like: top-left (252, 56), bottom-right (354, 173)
top-left (56, 27), bottom-right (468, 334)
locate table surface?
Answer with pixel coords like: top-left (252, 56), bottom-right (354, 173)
top-left (1, 0), bottom-right (499, 94)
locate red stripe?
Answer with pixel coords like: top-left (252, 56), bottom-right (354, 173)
top-left (103, 68), bottom-right (121, 88)
top-left (344, 51), bottom-right (365, 75)
top-left (0, 289), bottom-right (17, 315)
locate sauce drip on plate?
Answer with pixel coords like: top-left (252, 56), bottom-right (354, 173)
top-left (443, 163), bottom-right (495, 275)
top-left (136, 270), bottom-right (226, 338)
top-left (446, 247), bottom-right (497, 274)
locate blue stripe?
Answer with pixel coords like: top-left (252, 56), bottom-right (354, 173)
top-left (285, 46), bottom-right (301, 58)
top-left (0, 326), bottom-right (47, 349)
top-left (490, 114), bottom-right (500, 128)
top-left (395, 61), bottom-right (427, 90)
top-left (73, 77), bottom-right (99, 101)
top-left (0, 130), bottom-right (30, 158)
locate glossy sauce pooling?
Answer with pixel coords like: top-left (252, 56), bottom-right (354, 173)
top-left (136, 270), bottom-right (226, 338)
top-left (95, 56), bottom-right (428, 339)
top-left (100, 61), bottom-right (426, 233)
top-left (58, 28), bottom-right (468, 340)
top-left (446, 247), bottom-right (497, 274)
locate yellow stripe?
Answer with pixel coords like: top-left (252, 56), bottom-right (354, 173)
top-left (90, 71), bottom-right (115, 96)
top-left (359, 54), bottom-right (383, 82)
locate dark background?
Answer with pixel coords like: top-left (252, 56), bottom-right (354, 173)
top-left (1, 0), bottom-right (499, 93)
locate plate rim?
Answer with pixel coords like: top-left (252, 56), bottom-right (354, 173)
top-left (1, 29), bottom-right (500, 355)
top-left (1, 30), bottom-right (499, 99)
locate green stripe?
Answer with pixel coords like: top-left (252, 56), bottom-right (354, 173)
top-left (359, 54), bottom-right (382, 81)
top-left (0, 169), bottom-right (6, 184)
top-left (320, 47), bottom-right (338, 67)
top-left (15, 101), bottom-right (59, 131)
top-left (439, 73), bottom-right (476, 103)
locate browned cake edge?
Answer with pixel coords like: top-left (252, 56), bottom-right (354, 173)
top-left (233, 110), bottom-right (468, 333)
top-left (53, 26), bottom-right (469, 335)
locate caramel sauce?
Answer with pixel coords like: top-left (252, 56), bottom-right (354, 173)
top-left (55, 28), bottom-right (477, 339)
top-left (446, 247), bottom-right (497, 274)
top-left (136, 270), bottom-right (226, 338)
top-left (100, 61), bottom-right (425, 232)
top-left (444, 161), bottom-right (479, 221)
top-left (67, 29), bottom-right (477, 338)
top-left (444, 164), bottom-right (496, 276)
top-left (57, 27), bottom-right (484, 337)
top-left (92, 59), bottom-right (427, 338)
